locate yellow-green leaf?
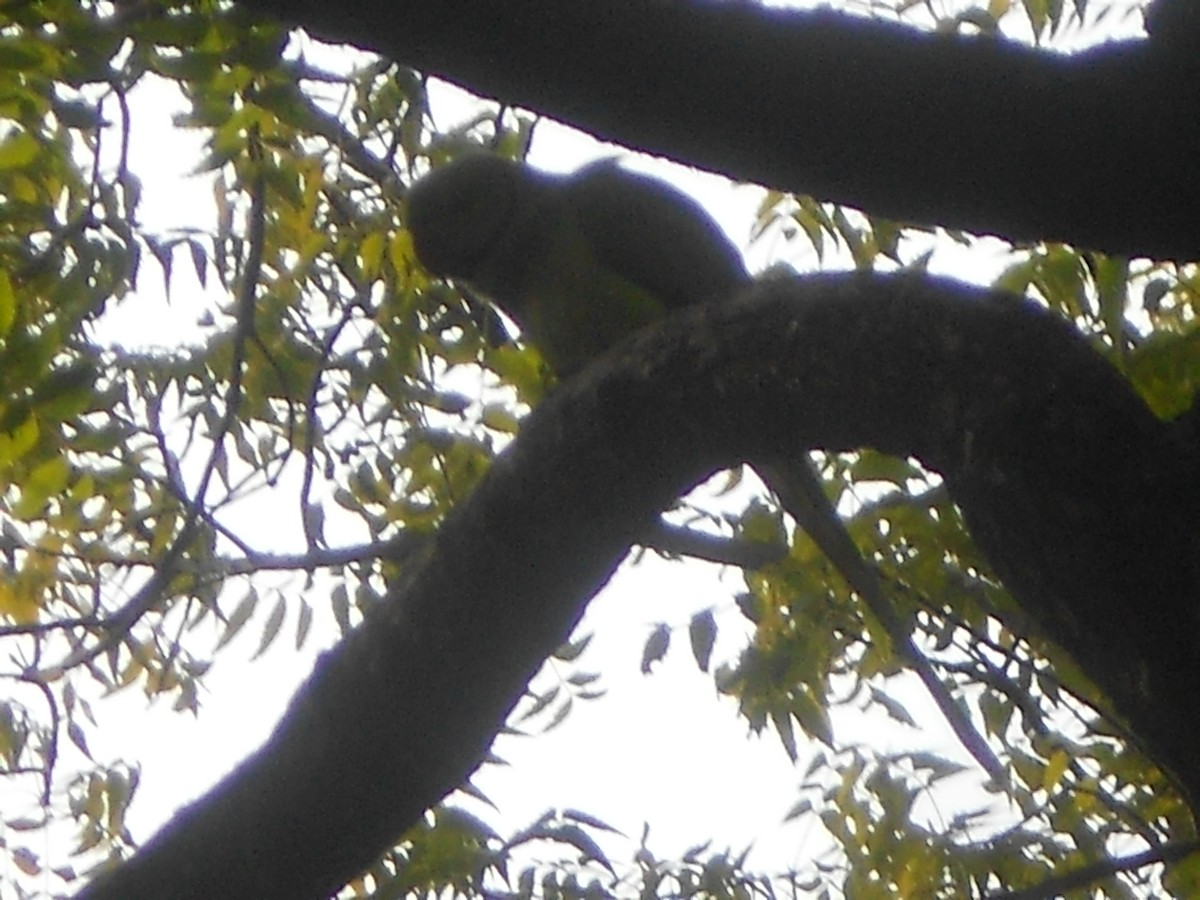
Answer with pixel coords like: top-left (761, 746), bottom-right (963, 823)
top-left (689, 608), bottom-right (716, 672)
top-left (14, 455), bottom-right (70, 519)
top-left (253, 594), bottom-right (286, 659)
top-left (1043, 748), bottom-right (1070, 792)
top-left (216, 589), bottom-right (258, 650)
top-left (359, 231), bottom-right (385, 279)
top-left (0, 269), bottom-right (15, 338)
top-left (0, 131), bottom-right (39, 170)
top-left (0, 578), bottom-right (38, 624)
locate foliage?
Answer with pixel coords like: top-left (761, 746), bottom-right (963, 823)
top-left (0, 0), bottom-right (1196, 898)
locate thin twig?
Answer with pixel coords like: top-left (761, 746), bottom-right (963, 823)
top-left (759, 456), bottom-right (1006, 784)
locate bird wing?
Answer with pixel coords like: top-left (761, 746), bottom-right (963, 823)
top-left (563, 161), bottom-right (750, 313)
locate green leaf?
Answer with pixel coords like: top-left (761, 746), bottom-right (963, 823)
top-left (253, 594), bottom-right (287, 659)
top-left (552, 633), bottom-right (592, 662)
top-left (0, 131), bottom-right (39, 170)
top-left (550, 823), bottom-right (614, 874)
top-left (1042, 749), bottom-right (1070, 792)
top-left (640, 623), bottom-right (670, 674)
top-left (216, 589), bottom-right (258, 650)
top-left (1125, 327), bottom-right (1200, 417)
top-left (561, 808), bottom-right (622, 835)
top-left (868, 686), bottom-right (917, 728)
top-left (0, 269), bottom-right (15, 338)
top-left (771, 707), bottom-right (798, 761)
top-left (790, 685), bottom-right (833, 747)
top-left (688, 608), bottom-right (716, 672)
top-left (67, 721), bottom-right (91, 759)
top-left (0, 37), bottom-right (49, 72)
top-left (0, 415), bottom-right (40, 466)
top-left (31, 360), bottom-right (98, 419)
top-left (295, 599), bottom-right (313, 650)
top-left (516, 686), bottom-right (560, 724)
top-left (358, 231), bottom-right (385, 279)
top-left (847, 451), bottom-right (918, 487)
top-left (14, 455), bottom-right (70, 519)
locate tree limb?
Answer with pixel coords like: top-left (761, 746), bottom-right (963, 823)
top-left (76, 273), bottom-right (1199, 899)
top-left (239, 0), bottom-right (1200, 260)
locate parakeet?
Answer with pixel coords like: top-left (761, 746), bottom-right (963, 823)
top-left (406, 154), bottom-right (747, 375)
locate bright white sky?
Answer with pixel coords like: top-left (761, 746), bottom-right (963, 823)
top-left (5, 3), bottom-right (1153, 895)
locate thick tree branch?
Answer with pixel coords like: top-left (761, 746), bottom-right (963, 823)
top-left (239, 0), bottom-right (1200, 260)
top-left (77, 273), bottom-right (1199, 899)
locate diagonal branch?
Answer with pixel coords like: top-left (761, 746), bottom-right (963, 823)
top-left (77, 273), bottom-right (1198, 900)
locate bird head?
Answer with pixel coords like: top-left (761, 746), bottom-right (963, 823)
top-left (406, 154), bottom-right (545, 284)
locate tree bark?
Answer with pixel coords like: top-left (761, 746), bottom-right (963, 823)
top-left (78, 273), bottom-right (1200, 899)
top-left (241, 0), bottom-right (1200, 260)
